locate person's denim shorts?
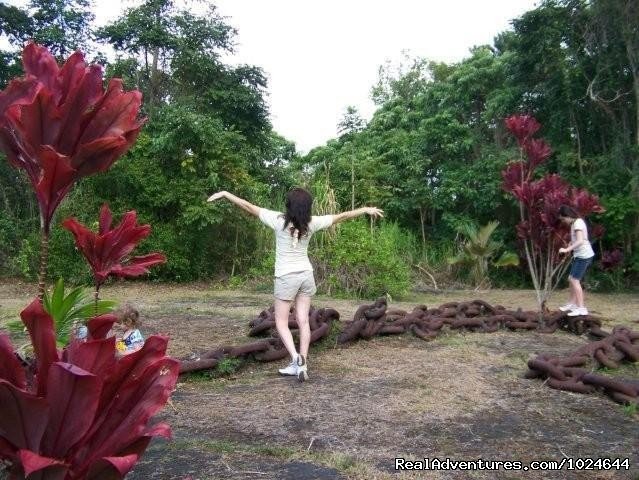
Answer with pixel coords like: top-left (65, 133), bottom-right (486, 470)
top-left (569, 256), bottom-right (593, 281)
top-left (274, 270), bottom-right (316, 300)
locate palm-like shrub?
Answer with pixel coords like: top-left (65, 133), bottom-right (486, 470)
top-left (7, 278), bottom-right (116, 347)
top-left (448, 221), bottom-right (519, 288)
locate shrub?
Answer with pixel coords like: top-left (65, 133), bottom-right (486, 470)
top-left (312, 220), bottom-right (413, 298)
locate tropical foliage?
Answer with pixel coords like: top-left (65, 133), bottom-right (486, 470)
top-left (447, 221), bottom-right (519, 288)
top-left (0, 300), bottom-right (178, 479)
top-left (0, 43), bottom-right (175, 479)
top-left (0, 0), bottom-right (637, 293)
top-left (6, 278), bottom-right (116, 346)
top-left (502, 114), bottom-right (604, 308)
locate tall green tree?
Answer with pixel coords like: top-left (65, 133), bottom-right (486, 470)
top-left (0, 0), bottom-right (95, 85)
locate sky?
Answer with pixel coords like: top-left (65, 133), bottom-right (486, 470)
top-left (6, 0), bottom-right (539, 152)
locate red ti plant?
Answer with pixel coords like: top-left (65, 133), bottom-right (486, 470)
top-left (0, 299), bottom-right (179, 479)
top-left (502, 115), bottom-right (604, 310)
top-left (63, 204), bottom-right (166, 309)
top-left (600, 249), bottom-right (624, 271)
top-left (0, 43), bottom-right (144, 297)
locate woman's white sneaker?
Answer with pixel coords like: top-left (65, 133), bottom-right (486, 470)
top-left (297, 354), bottom-right (308, 382)
top-left (559, 303), bottom-right (576, 312)
top-left (567, 307), bottom-right (588, 317)
top-left (278, 356), bottom-right (298, 376)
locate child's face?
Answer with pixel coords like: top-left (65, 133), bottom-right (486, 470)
top-left (115, 321), bottom-right (129, 332)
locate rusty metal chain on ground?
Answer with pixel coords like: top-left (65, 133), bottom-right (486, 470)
top-left (178, 306), bottom-right (339, 373)
top-left (178, 298), bottom-right (638, 406)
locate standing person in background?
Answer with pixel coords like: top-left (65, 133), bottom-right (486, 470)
top-left (207, 188), bottom-right (383, 382)
top-left (557, 205), bottom-right (595, 316)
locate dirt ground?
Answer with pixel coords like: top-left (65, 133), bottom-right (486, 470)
top-left (1, 281), bottom-right (638, 480)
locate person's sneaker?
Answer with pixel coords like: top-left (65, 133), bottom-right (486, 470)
top-left (297, 354), bottom-right (308, 382)
top-left (567, 307), bottom-right (588, 317)
top-left (278, 356), bottom-right (298, 376)
top-left (559, 303), bottom-right (576, 312)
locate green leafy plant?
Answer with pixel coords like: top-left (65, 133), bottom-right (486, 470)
top-left (6, 278), bottom-right (116, 346)
top-left (314, 220), bottom-right (413, 298)
top-left (622, 402), bottom-right (638, 417)
top-left (447, 221), bottom-right (519, 288)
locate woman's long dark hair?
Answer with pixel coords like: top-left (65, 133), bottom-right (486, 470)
top-left (283, 188), bottom-right (312, 240)
top-left (558, 205), bottom-right (579, 219)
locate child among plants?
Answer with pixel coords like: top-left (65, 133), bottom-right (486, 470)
top-left (557, 205), bottom-right (595, 316)
top-left (114, 304), bottom-right (145, 355)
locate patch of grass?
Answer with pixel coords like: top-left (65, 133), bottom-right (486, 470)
top-left (313, 451), bottom-right (358, 472)
top-left (311, 320), bottom-right (343, 353)
top-left (216, 357), bottom-right (243, 376)
top-left (435, 333), bottom-right (468, 347)
top-left (622, 402), bottom-right (638, 417)
top-left (182, 357), bottom-right (244, 384)
top-left (170, 437), bottom-right (373, 477)
top-left (182, 370), bottom-right (214, 383)
top-left (596, 362), bottom-right (639, 378)
top-left (504, 350), bottom-right (530, 366)
top-left (170, 439), bottom-right (237, 454)
top-left (249, 444), bottom-right (296, 458)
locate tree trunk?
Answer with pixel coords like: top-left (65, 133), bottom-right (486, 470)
top-left (419, 206), bottom-right (426, 250)
top-left (569, 108), bottom-right (583, 176)
top-left (94, 285), bottom-right (101, 316)
top-left (150, 47), bottom-right (160, 111)
top-left (231, 226), bottom-right (239, 277)
top-left (37, 227), bottom-right (49, 300)
top-left (350, 156), bottom-right (355, 211)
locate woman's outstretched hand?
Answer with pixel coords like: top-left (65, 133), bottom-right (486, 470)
top-left (207, 191), bottom-right (227, 202)
top-left (364, 207), bottom-right (384, 218)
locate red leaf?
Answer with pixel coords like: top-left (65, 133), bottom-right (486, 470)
top-left (0, 437), bottom-right (15, 458)
top-left (79, 356), bottom-right (178, 466)
top-left (570, 188), bottom-right (605, 216)
top-left (99, 204), bottom-right (113, 235)
top-left (36, 147), bottom-right (77, 231)
top-left (524, 138), bottom-right (552, 170)
top-left (0, 380), bottom-right (49, 451)
top-left (600, 249), bottom-right (623, 270)
top-left (95, 336), bottom-right (171, 414)
top-left (501, 161), bottom-right (526, 193)
top-left (40, 363), bottom-right (101, 459)
top-left (0, 43), bottom-right (144, 233)
top-left (20, 299), bottom-right (59, 396)
top-left (505, 115), bottom-right (540, 145)
top-left (5, 87), bottom-right (59, 156)
top-left (56, 64), bottom-right (104, 155)
top-left (86, 454), bottom-right (139, 480)
top-left (87, 314), bottom-right (118, 340)
top-left (71, 136), bottom-right (135, 177)
top-left (110, 253), bottom-right (167, 278)
top-left (73, 338), bottom-right (177, 464)
top-left (22, 43), bottom-right (60, 94)
top-left (64, 337), bottom-right (116, 375)
top-left (591, 223), bottom-right (605, 240)
top-left (0, 75), bottom-right (40, 117)
top-left (18, 449), bottom-right (68, 480)
top-left (0, 334), bottom-right (26, 388)
top-left (63, 206), bottom-right (165, 286)
top-left (78, 79), bottom-right (143, 144)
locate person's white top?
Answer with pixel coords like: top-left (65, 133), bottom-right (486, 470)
top-left (571, 218), bottom-right (595, 259)
top-left (259, 208), bottom-right (333, 277)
